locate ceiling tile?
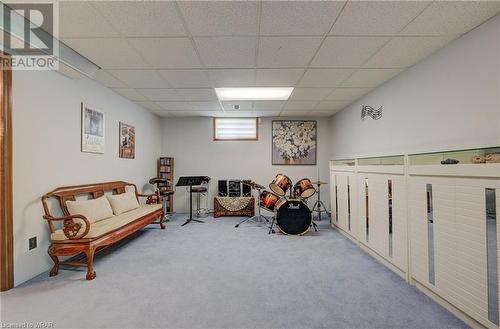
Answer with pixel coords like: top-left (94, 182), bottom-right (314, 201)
top-left (178, 1), bottom-right (259, 36)
top-left (158, 70), bottom-right (211, 88)
top-left (195, 37), bottom-right (257, 68)
top-left (59, 2), bottom-right (120, 38)
top-left (280, 110), bottom-right (315, 117)
top-left (311, 110), bottom-right (339, 117)
top-left (174, 89), bottom-right (218, 101)
top-left (188, 102), bottom-right (221, 111)
top-left (260, 1), bottom-right (345, 36)
top-left (326, 88), bottom-right (373, 101)
top-left (151, 109), bottom-right (171, 117)
top-left (158, 102), bottom-right (191, 110)
top-left (258, 37), bottom-right (322, 68)
top-left (139, 89), bottom-right (217, 101)
top-left (289, 88), bottom-right (334, 101)
top-left (63, 38), bottom-right (149, 69)
top-left (331, 1), bottom-right (430, 35)
top-left (315, 101), bottom-right (350, 111)
top-left (252, 101), bottom-right (285, 111)
top-left (283, 101), bottom-right (318, 111)
top-left (298, 68), bottom-right (355, 87)
top-left (134, 101), bottom-right (162, 111)
top-left (253, 111), bottom-right (281, 117)
top-left (168, 111), bottom-right (219, 117)
top-left (139, 89), bottom-right (180, 101)
top-left (364, 37), bottom-right (450, 68)
top-left (107, 70), bottom-right (170, 88)
top-left (222, 101), bottom-right (253, 111)
top-left (93, 1), bottom-right (186, 37)
top-left (128, 38), bottom-right (201, 69)
top-left (401, 1), bottom-right (500, 36)
top-left (207, 69), bottom-right (255, 87)
top-left (112, 88), bottom-right (147, 101)
top-left (341, 69), bottom-right (403, 88)
top-left (94, 70), bottom-right (127, 88)
top-left (311, 37), bottom-right (389, 67)
top-left (255, 69), bottom-right (304, 86)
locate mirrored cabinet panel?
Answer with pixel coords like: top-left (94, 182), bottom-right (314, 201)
top-left (409, 146), bottom-right (500, 165)
top-left (358, 155), bottom-right (405, 166)
top-left (331, 159), bottom-right (355, 167)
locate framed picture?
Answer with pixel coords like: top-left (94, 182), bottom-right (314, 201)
top-left (119, 122), bottom-right (135, 159)
top-left (272, 120), bottom-right (317, 165)
top-left (81, 103), bottom-right (105, 154)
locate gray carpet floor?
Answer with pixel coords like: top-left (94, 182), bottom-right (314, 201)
top-left (1, 215), bottom-right (468, 329)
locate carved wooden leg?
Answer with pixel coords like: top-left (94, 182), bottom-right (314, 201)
top-left (48, 246), bottom-right (59, 277)
top-left (159, 213), bottom-right (166, 229)
top-left (84, 248), bottom-right (96, 280)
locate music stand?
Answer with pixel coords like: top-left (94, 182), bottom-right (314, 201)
top-left (176, 176), bottom-right (209, 226)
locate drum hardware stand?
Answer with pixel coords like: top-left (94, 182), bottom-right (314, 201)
top-left (268, 216), bottom-right (276, 234)
top-left (311, 181), bottom-right (330, 221)
top-left (235, 185), bottom-right (269, 228)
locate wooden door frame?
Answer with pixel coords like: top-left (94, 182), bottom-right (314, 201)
top-left (0, 54), bottom-right (14, 291)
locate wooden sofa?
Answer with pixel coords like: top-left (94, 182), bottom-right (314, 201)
top-left (41, 181), bottom-right (164, 280)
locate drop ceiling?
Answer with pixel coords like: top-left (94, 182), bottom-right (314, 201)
top-left (58, 1), bottom-right (500, 118)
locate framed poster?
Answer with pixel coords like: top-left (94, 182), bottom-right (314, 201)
top-left (119, 122), bottom-right (135, 159)
top-left (81, 103), bottom-right (105, 154)
top-left (272, 120), bottom-right (317, 165)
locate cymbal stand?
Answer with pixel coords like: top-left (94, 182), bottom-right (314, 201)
top-left (311, 182), bottom-right (331, 221)
top-left (235, 186), bottom-right (269, 228)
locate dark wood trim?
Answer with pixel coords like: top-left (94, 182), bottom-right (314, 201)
top-left (0, 55), bottom-right (14, 291)
top-left (212, 117), bottom-right (259, 141)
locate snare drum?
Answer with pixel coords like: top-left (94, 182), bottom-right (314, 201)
top-left (259, 191), bottom-right (281, 211)
top-left (293, 178), bottom-right (316, 199)
top-left (269, 174), bottom-right (292, 196)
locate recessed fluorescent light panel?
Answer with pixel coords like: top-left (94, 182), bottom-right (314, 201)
top-left (215, 87), bottom-right (293, 101)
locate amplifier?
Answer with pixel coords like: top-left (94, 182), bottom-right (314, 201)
top-left (228, 180), bottom-right (241, 197)
top-left (242, 180), bottom-right (251, 197)
top-left (218, 180), bottom-right (228, 197)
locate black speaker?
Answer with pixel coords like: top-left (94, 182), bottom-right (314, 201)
top-left (242, 180), bottom-right (251, 197)
top-left (218, 180), bottom-right (228, 197)
top-left (228, 180), bottom-right (241, 197)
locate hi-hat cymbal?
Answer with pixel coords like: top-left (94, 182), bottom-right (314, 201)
top-left (311, 180), bottom-right (328, 185)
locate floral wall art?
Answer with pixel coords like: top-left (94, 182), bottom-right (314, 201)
top-left (272, 120), bottom-right (317, 165)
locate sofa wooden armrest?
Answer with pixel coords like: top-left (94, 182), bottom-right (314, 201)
top-left (43, 214), bottom-right (91, 240)
top-left (41, 181), bottom-right (164, 280)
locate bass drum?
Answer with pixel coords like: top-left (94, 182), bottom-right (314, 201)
top-left (275, 199), bottom-right (312, 235)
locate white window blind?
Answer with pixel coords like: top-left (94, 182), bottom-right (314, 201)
top-left (213, 118), bottom-right (258, 141)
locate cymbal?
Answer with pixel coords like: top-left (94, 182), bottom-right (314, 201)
top-left (311, 180), bottom-right (328, 185)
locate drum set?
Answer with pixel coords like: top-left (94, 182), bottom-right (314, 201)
top-left (237, 174), bottom-right (327, 236)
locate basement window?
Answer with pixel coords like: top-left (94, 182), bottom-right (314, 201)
top-left (213, 118), bottom-right (258, 141)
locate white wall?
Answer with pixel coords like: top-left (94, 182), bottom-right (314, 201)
top-left (13, 70), bottom-right (162, 285)
top-left (329, 14), bottom-right (500, 159)
top-left (161, 117), bottom-right (332, 214)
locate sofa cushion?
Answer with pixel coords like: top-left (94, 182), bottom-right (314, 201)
top-left (66, 196), bottom-right (113, 224)
top-left (107, 191), bottom-right (140, 215)
top-left (51, 204), bottom-right (162, 241)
